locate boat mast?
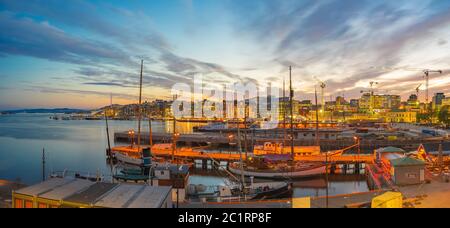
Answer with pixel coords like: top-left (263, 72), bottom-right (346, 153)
top-left (137, 60), bottom-right (144, 150)
top-left (172, 94), bottom-right (177, 162)
top-left (289, 66), bottom-right (294, 160)
top-left (104, 108), bottom-right (113, 181)
top-left (314, 87), bottom-right (320, 146)
top-left (237, 96), bottom-right (245, 190)
top-left (244, 102), bottom-right (248, 162)
top-left (283, 77), bottom-right (287, 154)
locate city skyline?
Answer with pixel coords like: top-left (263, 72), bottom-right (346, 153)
top-left (1, 0), bottom-right (450, 110)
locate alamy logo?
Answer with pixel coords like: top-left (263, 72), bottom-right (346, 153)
top-left (171, 75), bottom-right (280, 129)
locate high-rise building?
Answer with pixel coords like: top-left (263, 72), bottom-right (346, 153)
top-left (407, 94), bottom-right (418, 104)
top-left (432, 93), bottom-right (446, 111)
top-left (350, 99), bottom-right (359, 108)
top-left (359, 94), bottom-right (401, 111)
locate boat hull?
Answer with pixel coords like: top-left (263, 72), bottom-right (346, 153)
top-left (113, 151), bottom-right (143, 166)
top-left (251, 183), bottom-right (293, 200)
top-left (228, 164), bottom-right (326, 179)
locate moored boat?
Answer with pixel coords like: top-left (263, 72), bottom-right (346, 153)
top-left (253, 142), bottom-right (322, 156)
top-left (109, 146), bottom-right (150, 166)
top-left (228, 160), bottom-right (326, 179)
top-left (187, 181), bottom-right (292, 202)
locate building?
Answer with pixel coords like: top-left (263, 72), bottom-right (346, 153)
top-left (359, 94), bottom-right (401, 111)
top-left (432, 93), bottom-right (446, 111)
top-left (384, 111), bottom-right (417, 123)
top-left (389, 157), bottom-right (426, 186)
top-left (350, 99), bottom-right (359, 108)
top-left (442, 97), bottom-right (450, 107)
top-left (278, 97), bottom-right (302, 120)
top-left (407, 94), bottom-right (418, 104)
top-left (12, 177), bottom-right (173, 208)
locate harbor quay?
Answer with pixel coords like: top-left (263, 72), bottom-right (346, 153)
top-left (114, 131), bottom-right (449, 153)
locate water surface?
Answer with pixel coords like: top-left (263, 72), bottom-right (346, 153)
top-left (0, 114), bottom-right (368, 197)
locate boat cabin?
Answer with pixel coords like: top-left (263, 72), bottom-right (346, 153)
top-left (152, 164), bottom-right (190, 202)
top-left (253, 142), bottom-right (321, 156)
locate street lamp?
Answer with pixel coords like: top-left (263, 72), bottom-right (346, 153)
top-left (128, 129), bottom-right (135, 148)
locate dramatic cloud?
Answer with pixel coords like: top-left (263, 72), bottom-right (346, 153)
top-left (0, 12), bottom-right (132, 65)
top-left (0, 0), bottom-right (449, 108)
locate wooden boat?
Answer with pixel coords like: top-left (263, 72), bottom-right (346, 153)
top-left (110, 146), bottom-right (151, 166)
top-left (228, 161), bottom-right (326, 179)
top-left (254, 142), bottom-right (321, 156)
top-left (110, 144), bottom-right (194, 167)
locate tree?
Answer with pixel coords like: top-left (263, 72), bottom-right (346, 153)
top-left (417, 113), bottom-right (432, 123)
top-left (438, 105), bottom-right (450, 126)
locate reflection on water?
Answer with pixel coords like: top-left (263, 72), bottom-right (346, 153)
top-left (0, 114), bottom-right (369, 198)
top-left (189, 170), bottom-right (369, 198)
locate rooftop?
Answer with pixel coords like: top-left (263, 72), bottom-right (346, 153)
top-left (391, 157), bottom-right (426, 167)
top-left (63, 182), bottom-right (117, 205)
top-left (14, 177), bottom-right (73, 196)
top-left (376, 147), bottom-right (406, 154)
top-left (14, 177), bottom-right (172, 208)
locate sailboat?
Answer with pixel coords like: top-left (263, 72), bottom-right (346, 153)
top-left (228, 67), bottom-right (329, 179)
top-left (107, 60), bottom-right (149, 166)
top-left (200, 102), bottom-right (292, 201)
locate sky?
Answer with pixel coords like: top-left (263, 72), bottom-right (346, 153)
top-left (0, 0), bottom-right (449, 110)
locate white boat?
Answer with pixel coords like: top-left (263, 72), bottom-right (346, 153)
top-left (110, 146), bottom-right (152, 166)
top-left (113, 149), bottom-right (143, 166)
top-left (194, 122), bottom-right (228, 132)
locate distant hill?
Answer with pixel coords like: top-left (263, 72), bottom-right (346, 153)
top-left (0, 108), bottom-right (90, 114)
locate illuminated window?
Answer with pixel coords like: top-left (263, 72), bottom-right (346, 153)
top-left (25, 200), bottom-right (33, 208)
top-left (38, 203), bottom-right (47, 208)
top-left (14, 199), bottom-right (23, 208)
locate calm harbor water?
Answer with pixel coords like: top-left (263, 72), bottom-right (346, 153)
top-left (0, 113), bottom-right (368, 197)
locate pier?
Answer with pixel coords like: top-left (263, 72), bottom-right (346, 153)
top-left (114, 131), bottom-right (449, 152)
top-left (122, 143), bottom-right (376, 166)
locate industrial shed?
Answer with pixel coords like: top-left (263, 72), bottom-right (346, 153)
top-left (390, 157), bottom-right (426, 186)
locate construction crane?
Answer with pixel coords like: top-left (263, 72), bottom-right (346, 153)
top-left (370, 66), bottom-right (442, 104)
top-left (415, 84), bottom-right (422, 100)
top-left (314, 77), bottom-right (326, 117)
top-left (423, 70), bottom-right (443, 104)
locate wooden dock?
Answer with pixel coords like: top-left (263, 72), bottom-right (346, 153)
top-left (149, 145), bottom-right (375, 164)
